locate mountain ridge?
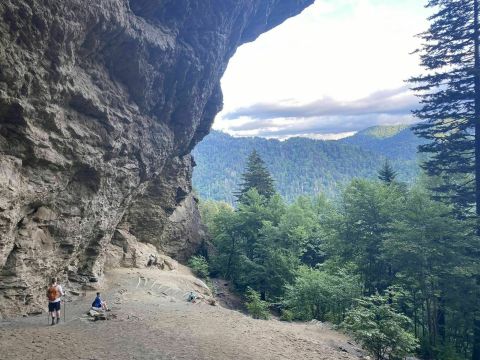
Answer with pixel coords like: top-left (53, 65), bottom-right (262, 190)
top-left (192, 126), bottom-right (424, 203)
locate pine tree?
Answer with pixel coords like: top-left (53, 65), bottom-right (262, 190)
top-left (378, 160), bottom-right (398, 184)
top-left (409, 0), bottom-right (478, 214)
top-left (409, 1), bottom-right (480, 358)
top-left (236, 150), bottom-right (276, 202)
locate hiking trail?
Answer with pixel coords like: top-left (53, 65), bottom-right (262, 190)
top-left (0, 266), bottom-right (365, 360)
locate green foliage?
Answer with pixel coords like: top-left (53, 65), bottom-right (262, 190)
top-left (377, 160), bottom-right (398, 184)
top-left (237, 149), bottom-right (276, 202)
top-left (199, 173), bottom-right (479, 359)
top-left (328, 179), bottom-right (405, 294)
top-left (408, 0), bottom-right (477, 213)
top-left (209, 189), bottom-right (297, 299)
top-left (188, 255), bottom-right (209, 279)
top-left (245, 288), bottom-right (270, 320)
top-left (355, 125), bottom-right (410, 139)
top-left (382, 186), bottom-right (479, 358)
top-left (284, 266), bottom-right (362, 323)
top-left (342, 294), bottom-right (418, 360)
top-left (280, 309), bottom-right (294, 322)
top-left (199, 199), bottom-right (233, 237)
top-left (192, 128), bottom-right (423, 203)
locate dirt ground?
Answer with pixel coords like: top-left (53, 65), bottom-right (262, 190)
top-left (0, 266), bottom-right (365, 360)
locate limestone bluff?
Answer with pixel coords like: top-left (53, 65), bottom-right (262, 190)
top-left (0, 0), bottom-right (313, 316)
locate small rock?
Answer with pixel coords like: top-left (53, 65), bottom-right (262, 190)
top-left (206, 298), bottom-right (217, 306)
top-left (27, 311), bottom-right (43, 316)
top-left (89, 309), bottom-right (100, 317)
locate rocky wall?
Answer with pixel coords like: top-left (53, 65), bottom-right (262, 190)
top-left (0, 0), bottom-right (313, 316)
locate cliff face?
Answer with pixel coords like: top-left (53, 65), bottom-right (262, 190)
top-left (0, 0), bottom-right (313, 315)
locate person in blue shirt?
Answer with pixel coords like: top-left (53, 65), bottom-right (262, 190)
top-left (91, 292), bottom-right (109, 311)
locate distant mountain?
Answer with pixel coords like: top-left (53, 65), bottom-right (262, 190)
top-left (192, 126), bottom-right (425, 203)
top-left (340, 125), bottom-right (421, 160)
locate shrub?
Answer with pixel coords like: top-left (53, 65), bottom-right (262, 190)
top-left (284, 266), bottom-right (361, 323)
top-left (280, 309), bottom-right (294, 322)
top-left (245, 288), bottom-right (270, 320)
top-left (188, 255), bottom-right (209, 278)
top-left (342, 294), bottom-right (418, 360)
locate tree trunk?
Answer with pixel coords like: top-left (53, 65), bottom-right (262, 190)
top-left (437, 295), bottom-right (446, 345)
top-left (226, 234), bottom-right (236, 280)
top-left (473, 0), bottom-right (480, 358)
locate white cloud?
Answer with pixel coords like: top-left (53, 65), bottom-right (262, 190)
top-left (214, 0), bottom-right (430, 139)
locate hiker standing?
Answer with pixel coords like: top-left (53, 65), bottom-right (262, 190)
top-left (47, 277), bottom-right (64, 325)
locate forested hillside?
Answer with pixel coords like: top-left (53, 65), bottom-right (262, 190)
top-left (192, 126), bottom-right (424, 203)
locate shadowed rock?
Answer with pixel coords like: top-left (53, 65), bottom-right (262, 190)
top-left (0, 0), bottom-right (313, 316)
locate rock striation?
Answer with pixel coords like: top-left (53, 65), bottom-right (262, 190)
top-left (0, 0), bottom-right (313, 316)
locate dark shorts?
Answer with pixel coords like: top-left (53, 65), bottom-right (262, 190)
top-left (48, 301), bottom-right (61, 312)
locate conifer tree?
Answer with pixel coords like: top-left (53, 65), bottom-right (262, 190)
top-left (236, 150), bottom-right (276, 202)
top-left (409, 0), bottom-right (479, 215)
top-left (409, 1), bottom-right (480, 358)
top-left (378, 160), bottom-right (398, 184)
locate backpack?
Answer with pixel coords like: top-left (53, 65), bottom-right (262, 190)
top-left (47, 285), bottom-right (59, 302)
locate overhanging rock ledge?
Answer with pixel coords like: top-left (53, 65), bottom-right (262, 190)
top-left (0, 0), bottom-right (313, 316)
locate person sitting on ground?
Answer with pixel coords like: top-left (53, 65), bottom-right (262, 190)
top-left (186, 291), bottom-right (197, 303)
top-left (91, 292), bottom-right (109, 311)
top-left (47, 277), bottom-right (64, 326)
top-left (147, 254), bottom-right (157, 267)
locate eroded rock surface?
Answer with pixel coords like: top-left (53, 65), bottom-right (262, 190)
top-left (0, 0), bottom-right (313, 316)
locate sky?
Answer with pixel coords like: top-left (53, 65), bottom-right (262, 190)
top-left (213, 0), bottom-right (431, 140)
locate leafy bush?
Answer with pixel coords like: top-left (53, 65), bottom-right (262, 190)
top-left (342, 294), bottom-right (418, 360)
top-left (284, 266), bottom-right (361, 323)
top-left (188, 255), bottom-right (209, 279)
top-left (280, 309), bottom-right (294, 322)
top-left (245, 288), bottom-right (270, 320)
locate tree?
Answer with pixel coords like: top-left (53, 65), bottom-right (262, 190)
top-left (343, 294), bottom-right (418, 360)
top-left (245, 288), bottom-right (270, 320)
top-left (409, 0), bottom-right (478, 214)
top-left (236, 150), bottom-right (276, 203)
top-left (210, 189), bottom-right (296, 299)
top-left (330, 179), bottom-right (404, 294)
top-left (378, 160), bottom-right (398, 184)
top-left (409, 1), bottom-right (480, 357)
top-left (284, 266), bottom-right (361, 323)
top-left (187, 255), bottom-right (209, 278)
top-left (383, 186), bottom-right (478, 358)
top-left (199, 199), bottom-right (234, 237)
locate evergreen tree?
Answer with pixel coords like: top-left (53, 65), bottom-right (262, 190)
top-left (408, 0), bottom-right (479, 214)
top-left (409, 1), bottom-right (480, 357)
top-left (236, 150), bottom-right (276, 202)
top-left (378, 160), bottom-right (398, 184)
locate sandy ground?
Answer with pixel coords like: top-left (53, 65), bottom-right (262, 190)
top-left (0, 266), bottom-right (365, 360)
